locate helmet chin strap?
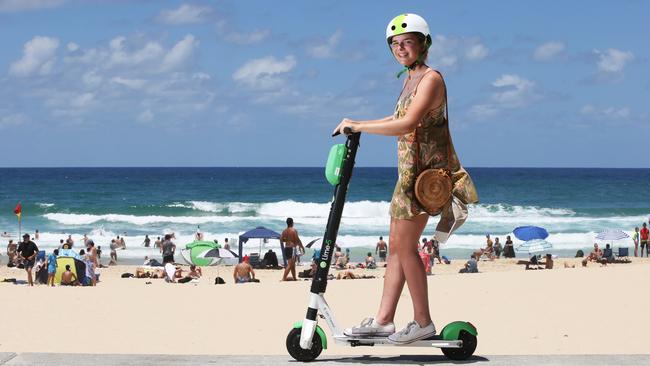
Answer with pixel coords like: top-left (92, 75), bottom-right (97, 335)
top-left (396, 53), bottom-right (426, 79)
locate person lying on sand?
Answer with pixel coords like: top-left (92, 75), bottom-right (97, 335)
top-left (187, 265), bottom-right (202, 279)
top-left (336, 270), bottom-right (375, 280)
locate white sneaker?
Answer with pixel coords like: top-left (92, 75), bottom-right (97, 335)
top-left (344, 317), bottom-right (395, 337)
top-left (387, 320), bottom-right (436, 344)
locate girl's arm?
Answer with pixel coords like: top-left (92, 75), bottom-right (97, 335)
top-left (334, 72), bottom-right (445, 136)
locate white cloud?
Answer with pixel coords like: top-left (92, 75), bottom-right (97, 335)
top-left (65, 34), bottom-right (198, 73)
top-left (108, 37), bottom-right (164, 67)
top-left (9, 36), bottom-right (59, 77)
top-left (233, 55), bottom-right (296, 90)
top-left (7, 33), bottom-right (215, 126)
top-left (70, 92), bottom-right (94, 108)
top-left (468, 104), bottom-right (499, 119)
top-left (157, 4), bottom-right (212, 25)
top-left (308, 30), bottom-right (342, 59)
top-left (215, 20), bottom-right (270, 45)
top-left (82, 70), bottom-right (102, 86)
top-left (594, 48), bottom-right (634, 73)
top-left (468, 74), bottom-right (538, 120)
top-left (581, 104), bottom-right (631, 119)
top-left (0, 0), bottom-right (65, 12)
top-left (465, 44), bottom-right (489, 60)
top-left (491, 74), bottom-right (536, 108)
top-left (223, 29), bottom-right (271, 45)
top-left (161, 34), bottom-right (198, 71)
top-left (533, 41), bottom-right (566, 61)
top-left (67, 42), bottom-right (79, 52)
top-left (111, 76), bottom-right (146, 89)
top-left (428, 35), bottom-right (488, 69)
top-left (0, 113), bottom-right (28, 127)
top-left (192, 72), bottom-right (210, 81)
top-left (138, 109), bottom-right (154, 123)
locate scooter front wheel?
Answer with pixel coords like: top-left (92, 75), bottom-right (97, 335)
top-left (441, 330), bottom-right (477, 360)
top-left (286, 327), bottom-right (323, 362)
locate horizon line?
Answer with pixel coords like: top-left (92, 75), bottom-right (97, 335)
top-left (0, 166), bottom-right (648, 170)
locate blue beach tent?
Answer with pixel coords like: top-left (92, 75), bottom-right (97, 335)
top-left (238, 226), bottom-right (285, 265)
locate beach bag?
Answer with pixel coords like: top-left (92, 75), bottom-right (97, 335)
top-left (414, 74), bottom-right (452, 214)
top-left (214, 277), bottom-right (226, 285)
top-left (121, 273), bottom-right (134, 278)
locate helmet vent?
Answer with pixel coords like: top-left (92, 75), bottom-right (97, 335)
top-left (391, 25), bottom-right (396, 30)
top-left (401, 23), bottom-right (407, 28)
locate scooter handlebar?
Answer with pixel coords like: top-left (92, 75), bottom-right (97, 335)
top-left (331, 127), bottom-right (354, 137)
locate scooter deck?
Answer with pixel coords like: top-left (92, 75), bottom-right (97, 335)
top-left (333, 334), bottom-right (463, 348)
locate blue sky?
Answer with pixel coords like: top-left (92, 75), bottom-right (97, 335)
top-left (0, 0), bottom-right (648, 167)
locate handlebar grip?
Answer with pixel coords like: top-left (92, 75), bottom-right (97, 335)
top-left (332, 127), bottom-right (354, 137)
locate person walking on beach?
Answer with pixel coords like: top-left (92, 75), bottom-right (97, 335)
top-left (109, 239), bottom-right (118, 265)
top-left (161, 234), bottom-right (176, 264)
top-left (281, 217), bottom-right (304, 281)
top-left (632, 227), bottom-right (640, 257)
top-left (6, 239), bottom-right (18, 266)
top-left (333, 13), bottom-right (477, 343)
top-left (376, 236), bottom-right (388, 262)
top-left (17, 233), bottom-right (39, 286)
top-left (86, 240), bottom-right (98, 268)
top-left (46, 249), bottom-right (58, 287)
top-left (640, 223), bottom-right (649, 257)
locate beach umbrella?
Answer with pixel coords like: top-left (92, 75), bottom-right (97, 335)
top-left (513, 226), bottom-right (549, 241)
top-left (595, 229), bottom-right (629, 241)
top-left (197, 247), bottom-right (238, 280)
top-left (516, 239), bottom-right (553, 254)
top-left (198, 247), bottom-right (238, 259)
top-left (305, 238), bottom-right (344, 249)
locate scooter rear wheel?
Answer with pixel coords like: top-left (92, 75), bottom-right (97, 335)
top-left (441, 330), bottom-right (477, 360)
top-left (286, 328), bottom-right (323, 362)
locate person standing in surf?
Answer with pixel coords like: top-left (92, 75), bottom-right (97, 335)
top-left (333, 13), bottom-right (478, 344)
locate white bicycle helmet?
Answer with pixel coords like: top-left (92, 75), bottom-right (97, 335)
top-left (386, 13), bottom-right (432, 77)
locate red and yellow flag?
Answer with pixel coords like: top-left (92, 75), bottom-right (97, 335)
top-left (13, 202), bottom-right (21, 220)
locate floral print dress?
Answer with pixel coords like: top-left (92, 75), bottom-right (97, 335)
top-left (389, 69), bottom-right (478, 221)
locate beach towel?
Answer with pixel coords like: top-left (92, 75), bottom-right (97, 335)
top-left (164, 263), bottom-right (175, 282)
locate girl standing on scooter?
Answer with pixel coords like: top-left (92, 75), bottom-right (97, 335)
top-left (333, 13), bottom-right (478, 344)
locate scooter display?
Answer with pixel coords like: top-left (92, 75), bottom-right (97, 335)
top-left (286, 128), bottom-right (478, 362)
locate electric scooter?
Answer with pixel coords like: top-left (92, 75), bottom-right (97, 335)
top-left (286, 128), bottom-right (478, 362)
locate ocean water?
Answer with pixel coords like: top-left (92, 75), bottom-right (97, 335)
top-left (1, 167), bottom-right (649, 262)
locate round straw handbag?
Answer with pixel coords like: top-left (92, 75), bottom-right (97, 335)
top-left (414, 167), bottom-right (452, 214)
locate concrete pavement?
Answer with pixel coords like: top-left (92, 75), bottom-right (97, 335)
top-left (1, 353), bottom-right (650, 365)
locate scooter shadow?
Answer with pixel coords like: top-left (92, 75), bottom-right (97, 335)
top-left (312, 354), bottom-right (488, 364)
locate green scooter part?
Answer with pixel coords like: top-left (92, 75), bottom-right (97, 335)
top-left (325, 144), bottom-right (347, 186)
top-left (441, 321), bottom-right (478, 340)
top-left (292, 322), bottom-right (328, 349)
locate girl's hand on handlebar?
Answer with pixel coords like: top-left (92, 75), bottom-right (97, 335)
top-left (333, 118), bottom-right (358, 136)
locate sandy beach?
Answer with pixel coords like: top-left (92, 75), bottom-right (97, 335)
top-left (1, 257), bottom-right (649, 356)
